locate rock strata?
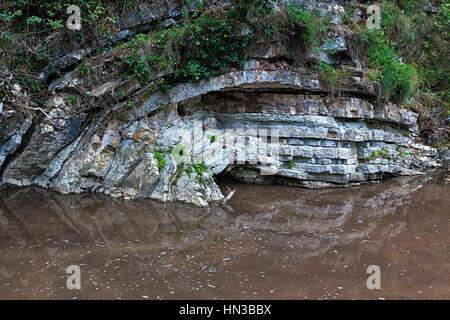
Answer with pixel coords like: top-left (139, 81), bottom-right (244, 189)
top-left (0, 1), bottom-right (445, 206)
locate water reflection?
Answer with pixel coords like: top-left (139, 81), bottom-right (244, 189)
top-left (0, 173), bottom-right (448, 299)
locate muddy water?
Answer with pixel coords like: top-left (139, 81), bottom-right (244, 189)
top-left (0, 173), bottom-right (449, 300)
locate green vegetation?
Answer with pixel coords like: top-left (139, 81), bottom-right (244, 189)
top-left (285, 4), bottom-right (324, 48)
top-left (117, 0), bottom-right (332, 90)
top-left (119, 1), bottom-right (253, 87)
top-left (176, 161), bottom-right (208, 180)
top-left (360, 29), bottom-right (417, 104)
top-left (153, 147), bottom-right (169, 169)
top-left (379, 0), bottom-right (449, 114)
top-left (340, 0), bottom-right (449, 141)
top-left (0, 0), bottom-right (447, 143)
top-left (183, 166), bottom-right (194, 178)
top-left (433, 138), bottom-right (449, 149)
top-left (316, 61), bottom-right (348, 90)
top-left (355, 1), bottom-right (448, 111)
top-left (287, 160), bottom-right (296, 169)
top-left (361, 146), bottom-right (411, 163)
top-left (0, 0), bottom-right (336, 113)
top-left (65, 94), bottom-right (78, 105)
top-left (363, 147), bottom-right (392, 162)
top-left (0, 0), bottom-right (118, 112)
top-left (193, 161), bottom-right (208, 179)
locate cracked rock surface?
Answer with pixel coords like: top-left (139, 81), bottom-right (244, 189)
top-left (0, 1), bottom-right (444, 207)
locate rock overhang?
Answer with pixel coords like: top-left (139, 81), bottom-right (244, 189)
top-left (0, 1), bottom-right (444, 207)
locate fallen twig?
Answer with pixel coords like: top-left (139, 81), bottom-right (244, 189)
top-left (221, 186), bottom-right (236, 204)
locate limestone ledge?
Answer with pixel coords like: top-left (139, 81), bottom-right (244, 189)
top-left (0, 1), bottom-right (444, 207)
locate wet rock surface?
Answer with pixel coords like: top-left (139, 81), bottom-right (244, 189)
top-left (0, 64), bottom-right (442, 206)
top-left (0, 0), bottom-right (446, 206)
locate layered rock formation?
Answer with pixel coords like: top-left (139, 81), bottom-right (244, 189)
top-left (0, 1), bottom-right (444, 206)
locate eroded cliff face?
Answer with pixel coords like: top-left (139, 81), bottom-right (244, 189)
top-left (0, 1), bottom-right (444, 206)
